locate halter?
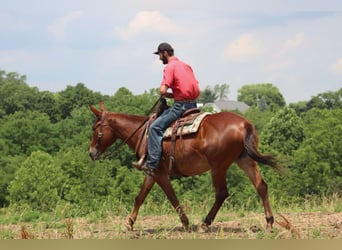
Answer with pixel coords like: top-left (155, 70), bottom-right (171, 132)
top-left (95, 111), bottom-right (106, 151)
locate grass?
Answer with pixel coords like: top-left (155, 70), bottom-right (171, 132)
top-left (0, 194), bottom-right (341, 239)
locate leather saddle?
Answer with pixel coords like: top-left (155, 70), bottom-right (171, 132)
top-left (133, 108), bottom-right (205, 171)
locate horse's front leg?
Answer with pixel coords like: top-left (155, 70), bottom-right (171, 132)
top-left (156, 172), bottom-right (190, 231)
top-left (126, 175), bottom-right (155, 231)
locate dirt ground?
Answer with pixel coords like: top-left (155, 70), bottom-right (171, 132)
top-left (1, 212), bottom-right (341, 239)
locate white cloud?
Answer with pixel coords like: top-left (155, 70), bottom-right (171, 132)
top-left (283, 32), bottom-right (305, 50)
top-left (0, 49), bottom-right (43, 67)
top-left (116, 11), bottom-right (180, 40)
top-left (331, 57), bottom-right (342, 74)
top-left (264, 60), bottom-right (295, 72)
top-left (263, 33), bottom-right (305, 73)
top-left (223, 33), bottom-right (263, 62)
top-left (47, 10), bottom-right (83, 41)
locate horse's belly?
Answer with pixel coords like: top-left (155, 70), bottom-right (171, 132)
top-left (173, 154), bottom-right (210, 176)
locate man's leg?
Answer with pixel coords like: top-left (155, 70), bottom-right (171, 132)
top-left (143, 103), bottom-right (186, 175)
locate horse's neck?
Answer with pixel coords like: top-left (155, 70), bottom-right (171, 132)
top-left (109, 112), bottom-right (147, 148)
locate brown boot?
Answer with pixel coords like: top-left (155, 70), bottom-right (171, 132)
top-left (141, 163), bottom-right (158, 178)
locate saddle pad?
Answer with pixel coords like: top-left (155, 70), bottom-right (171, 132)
top-left (163, 112), bottom-right (211, 138)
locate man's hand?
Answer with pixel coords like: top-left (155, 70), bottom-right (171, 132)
top-left (160, 84), bottom-right (173, 98)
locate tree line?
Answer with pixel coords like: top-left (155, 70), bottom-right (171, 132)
top-left (0, 70), bottom-right (341, 216)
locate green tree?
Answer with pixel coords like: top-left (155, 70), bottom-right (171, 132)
top-left (0, 71), bottom-right (39, 118)
top-left (107, 87), bottom-right (159, 115)
top-left (54, 145), bottom-right (142, 214)
top-left (8, 151), bottom-right (66, 211)
top-left (306, 88), bottom-right (342, 111)
top-left (237, 83), bottom-right (286, 110)
top-left (112, 165), bottom-right (144, 204)
top-left (289, 101), bottom-right (308, 115)
top-left (197, 84), bottom-right (230, 104)
top-left (35, 91), bottom-right (60, 122)
top-left (244, 107), bottom-right (275, 132)
top-left (214, 83), bottom-right (230, 100)
top-left (56, 106), bottom-right (93, 151)
top-left (292, 108), bottom-right (342, 196)
top-left (260, 107), bottom-right (305, 155)
top-left (0, 155), bottom-right (25, 207)
top-left (258, 107), bottom-right (305, 200)
top-left (56, 83), bottom-right (103, 119)
top-left (264, 108), bottom-right (342, 199)
top-left (0, 111), bottom-right (60, 156)
top-left (197, 87), bottom-right (217, 104)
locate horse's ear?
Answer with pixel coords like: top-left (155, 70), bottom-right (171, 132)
top-left (89, 104), bottom-right (101, 118)
top-left (99, 101), bottom-right (106, 112)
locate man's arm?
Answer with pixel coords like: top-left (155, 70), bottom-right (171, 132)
top-left (160, 84), bottom-right (173, 98)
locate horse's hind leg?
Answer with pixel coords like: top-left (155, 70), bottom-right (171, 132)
top-left (126, 176), bottom-right (156, 231)
top-left (201, 168), bottom-right (229, 231)
top-left (236, 157), bottom-right (274, 230)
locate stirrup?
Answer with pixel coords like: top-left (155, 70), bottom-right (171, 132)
top-left (132, 155), bottom-right (146, 170)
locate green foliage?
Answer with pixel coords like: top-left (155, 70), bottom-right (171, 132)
top-left (226, 165), bottom-right (263, 210)
top-left (112, 165), bottom-right (144, 204)
top-left (56, 83), bottom-right (103, 119)
top-left (197, 87), bottom-right (217, 103)
top-left (244, 107), bottom-right (274, 132)
top-left (0, 111), bottom-right (60, 156)
top-left (108, 87), bottom-right (159, 114)
top-left (0, 72), bottom-right (38, 118)
top-left (0, 155), bottom-right (25, 207)
top-left (214, 83), bottom-right (230, 100)
top-left (8, 151), bottom-right (66, 211)
top-left (261, 107), bottom-right (305, 155)
top-left (0, 69), bottom-right (341, 219)
top-left (197, 83), bottom-right (229, 104)
top-left (289, 101), bottom-right (308, 115)
top-left (56, 106), bottom-right (93, 150)
top-left (55, 146), bottom-right (115, 209)
top-left (291, 108), bottom-right (342, 196)
top-left (237, 83), bottom-right (286, 110)
top-left (259, 108), bottom-right (342, 199)
top-left (306, 88), bottom-right (342, 111)
top-left (35, 91), bottom-right (60, 122)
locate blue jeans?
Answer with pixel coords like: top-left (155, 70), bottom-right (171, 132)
top-left (146, 101), bottom-right (197, 170)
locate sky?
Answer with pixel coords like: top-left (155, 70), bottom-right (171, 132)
top-left (1, 0), bottom-right (342, 103)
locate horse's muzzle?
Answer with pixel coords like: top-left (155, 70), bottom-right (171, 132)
top-left (89, 148), bottom-right (100, 161)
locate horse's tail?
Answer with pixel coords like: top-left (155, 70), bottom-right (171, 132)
top-left (243, 122), bottom-right (282, 172)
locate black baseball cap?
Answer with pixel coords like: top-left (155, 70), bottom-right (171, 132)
top-left (153, 42), bottom-right (174, 54)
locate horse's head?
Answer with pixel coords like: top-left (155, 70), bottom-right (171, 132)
top-left (89, 102), bottom-right (117, 160)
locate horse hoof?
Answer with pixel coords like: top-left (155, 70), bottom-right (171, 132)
top-left (265, 225), bottom-right (273, 233)
top-left (182, 223), bottom-right (191, 232)
top-left (199, 222), bottom-right (209, 233)
top-left (125, 217), bottom-right (134, 231)
top-left (125, 222), bottom-right (133, 231)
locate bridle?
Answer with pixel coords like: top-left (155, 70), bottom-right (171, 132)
top-left (94, 111), bottom-right (106, 151)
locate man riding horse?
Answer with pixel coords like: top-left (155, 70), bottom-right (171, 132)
top-left (89, 43), bottom-right (282, 232)
top-left (138, 42), bottom-right (200, 177)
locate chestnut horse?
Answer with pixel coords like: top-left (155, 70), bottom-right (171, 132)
top-left (89, 101), bottom-right (281, 231)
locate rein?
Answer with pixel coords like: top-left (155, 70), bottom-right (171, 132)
top-left (97, 97), bottom-right (161, 159)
